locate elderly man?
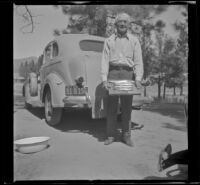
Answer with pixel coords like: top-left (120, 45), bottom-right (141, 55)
top-left (101, 12), bottom-right (144, 146)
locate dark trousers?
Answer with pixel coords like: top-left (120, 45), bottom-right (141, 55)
top-left (106, 66), bottom-right (133, 137)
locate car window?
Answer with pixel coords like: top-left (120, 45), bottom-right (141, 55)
top-left (45, 45), bottom-right (52, 61)
top-left (79, 40), bottom-right (104, 53)
top-left (52, 42), bottom-right (59, 58)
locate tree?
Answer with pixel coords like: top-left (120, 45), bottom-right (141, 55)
top-left (19, 62), bottom-right (24, 77)
top-left (163, 54), bottom-right (184, 96)
top-left (139, 22), bottom-right (156, 96)
top-left (153, 20), bottom-right (166, 99)
top-left (53, 5), bottom-right (169, 37)
top-left (24, 61), bottom-right (28, 78)
top-left (172, 6), bottom-right (188, 95)
top-left (162, 36), bottom-right (176, 98)
top-left (30, 59), bottom-right (34, 72)
top-left (14, 5), bottom-right (42, 34)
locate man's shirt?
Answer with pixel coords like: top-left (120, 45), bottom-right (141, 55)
top-left (101, 32), bottom-right (144, 82)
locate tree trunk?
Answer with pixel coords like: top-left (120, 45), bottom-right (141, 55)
top-left (144, 86), bottom-right (147, 97)
top-left (173, 87), bottom-right (176, 96)
top-left (163, 83), bottom-right (166, 99)
top-left (180, 85), bottom-right (183, 96)
top-left (158, 76), bottom-right (161, 99)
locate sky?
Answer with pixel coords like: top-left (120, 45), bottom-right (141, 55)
top-left (14, 5), bottom-right (186, 59)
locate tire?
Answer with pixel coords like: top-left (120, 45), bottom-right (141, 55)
top-left (29, 73), bottom-right (38, 96)
top-left (24, 82), bottom-right (32, 109)
top-left (44, 90), bottom-right (63, 126)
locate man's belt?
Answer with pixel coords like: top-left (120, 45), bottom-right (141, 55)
top-left (109, 64), bottom-right (133, 71)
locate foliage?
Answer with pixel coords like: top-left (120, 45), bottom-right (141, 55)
top-left (53, 5), bottom-right (169, 37)
top-left (151, 18), bottom-right (187, 97)
top-left (14, 5), bottom-right (42, 34)
top-left (53, 5), bottom-right (188, 98)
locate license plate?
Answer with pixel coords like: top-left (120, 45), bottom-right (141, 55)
top-left (65, 86), bottom-right (88, 96)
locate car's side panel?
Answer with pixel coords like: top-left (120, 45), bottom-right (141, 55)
top-left (43, 73), bottom-right (66, 107)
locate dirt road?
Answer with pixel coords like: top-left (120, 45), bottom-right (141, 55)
top-left (14, 94), bottom-right (188, 180)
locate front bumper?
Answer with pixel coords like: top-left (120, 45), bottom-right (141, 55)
top-left (63, 95), bottom-right (91, 108)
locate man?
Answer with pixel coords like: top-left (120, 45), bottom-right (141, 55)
top-left (101, 12), bottom-right (144, 146)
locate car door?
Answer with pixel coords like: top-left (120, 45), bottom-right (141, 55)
top-left (39, 43), bottom-right (53, 98)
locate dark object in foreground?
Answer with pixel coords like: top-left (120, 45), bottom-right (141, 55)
top-left (158, 143), bottom-right (172, 172)
top-left (158, 143), bottom-right (188, 172)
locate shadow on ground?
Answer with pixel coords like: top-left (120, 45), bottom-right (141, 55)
top-left (26, 107), bottom-right (110, 142)
top-left (143, 103), bottom-right (186, 124)
top-left (162, 122), bottom-right (187, 132)
top-left (26, 107), bottom-right (45, 119)
top-left (54, 109), bottom-right (108, 142)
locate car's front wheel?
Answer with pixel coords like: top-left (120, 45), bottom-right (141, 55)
top-left (44, 90), bottom-right (63, 126)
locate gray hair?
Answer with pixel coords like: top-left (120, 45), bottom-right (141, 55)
top-left (115, 12), bottom-right (131, 25)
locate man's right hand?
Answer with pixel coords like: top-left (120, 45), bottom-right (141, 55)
top-left (102, 81), bottom-right (109, 90)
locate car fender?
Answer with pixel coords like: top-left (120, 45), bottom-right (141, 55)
top-left (43, 73), bottom-right (65, 107)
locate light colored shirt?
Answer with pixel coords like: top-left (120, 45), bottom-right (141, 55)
top-left (101, 32), bottom-right (143, 82)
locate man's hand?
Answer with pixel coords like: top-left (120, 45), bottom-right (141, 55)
top-left (135, 80), bottom-right (142, 89)
top-left (102, 81), bottom-right (109, 90)
top-left (141, 79), bottom-right (151, 86)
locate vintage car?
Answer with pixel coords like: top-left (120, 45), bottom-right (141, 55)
top-left (23, 34), bottom-right (110, 125)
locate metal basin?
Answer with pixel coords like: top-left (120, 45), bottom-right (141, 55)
top-left (108, 80), bottom-right (141, 95)
top-left (14, 136), bottom-right (50, 154)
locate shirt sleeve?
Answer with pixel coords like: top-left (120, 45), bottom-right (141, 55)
top-left (133, 37), bottom-right (144, 81)
top-left (101, 39), bottom-right (110, 82)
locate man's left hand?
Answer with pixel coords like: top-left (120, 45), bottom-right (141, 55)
top-left (135, 80), bottom-right (142, 89)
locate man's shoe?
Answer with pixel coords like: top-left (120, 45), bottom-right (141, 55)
top-left (104, 137), bottom-right (115, 145)
top-left (122, 136), bottom-right (134, 147)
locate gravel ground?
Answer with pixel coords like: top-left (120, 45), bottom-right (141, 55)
top-left (14, 92), bottom-right (188, 181)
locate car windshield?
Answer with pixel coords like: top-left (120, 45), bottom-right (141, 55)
top-left (79, 40), bottom-right (104, 53)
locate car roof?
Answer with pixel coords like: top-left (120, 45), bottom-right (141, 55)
top-left (54, 34), bottom-right (105, 45)
top-left (49, 34), bottom-right (105, 56)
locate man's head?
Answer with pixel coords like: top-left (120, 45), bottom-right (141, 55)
top-left (115, 12), bottom-right (130, 35)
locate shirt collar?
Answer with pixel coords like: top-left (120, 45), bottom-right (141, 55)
top-left (114, 31), bottom-right (129, 40)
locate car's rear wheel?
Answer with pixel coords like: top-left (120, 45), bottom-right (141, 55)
top-left (44, 90), bottom-right (63, 126)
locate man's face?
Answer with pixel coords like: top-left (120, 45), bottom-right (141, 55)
top-left (116, 20), bottom-right (129, 35)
